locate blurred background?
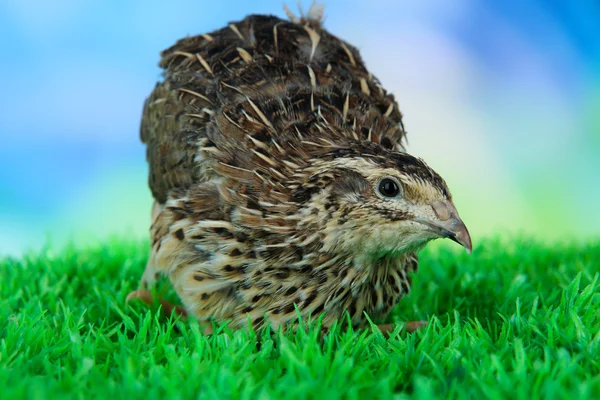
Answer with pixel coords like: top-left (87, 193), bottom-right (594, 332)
top-left (1, 0), bottom-right (599, 256)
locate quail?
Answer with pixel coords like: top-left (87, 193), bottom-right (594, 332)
top-left (127, 6), bottom-right (472, 335)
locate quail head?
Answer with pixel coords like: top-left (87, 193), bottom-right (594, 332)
top-left (127, 7), bottom-right (472, 335)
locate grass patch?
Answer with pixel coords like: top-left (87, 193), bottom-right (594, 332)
top-left (1, 237), bottom-right (599, 399)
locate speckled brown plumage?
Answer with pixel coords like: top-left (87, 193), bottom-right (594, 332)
top-left (131, 9), bottom-right (472, 334)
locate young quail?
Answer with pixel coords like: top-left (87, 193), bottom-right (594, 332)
top-left (127, 7), bottom-right (472, 335)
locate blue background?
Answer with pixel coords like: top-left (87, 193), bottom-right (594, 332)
top-left (1, 0), bottom-right (599, 256)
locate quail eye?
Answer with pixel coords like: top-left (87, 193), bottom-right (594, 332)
top-left (377, 177), bottom-right (401, 198)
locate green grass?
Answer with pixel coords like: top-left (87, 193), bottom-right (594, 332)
top-left (1, 238), bottom-right (599, 399)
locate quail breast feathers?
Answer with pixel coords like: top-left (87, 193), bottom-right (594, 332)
top-left (134, 10), bottom-right (472, 333)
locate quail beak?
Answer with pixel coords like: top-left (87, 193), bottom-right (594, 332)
top-left (413, 200), bottom-right (473, 254)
